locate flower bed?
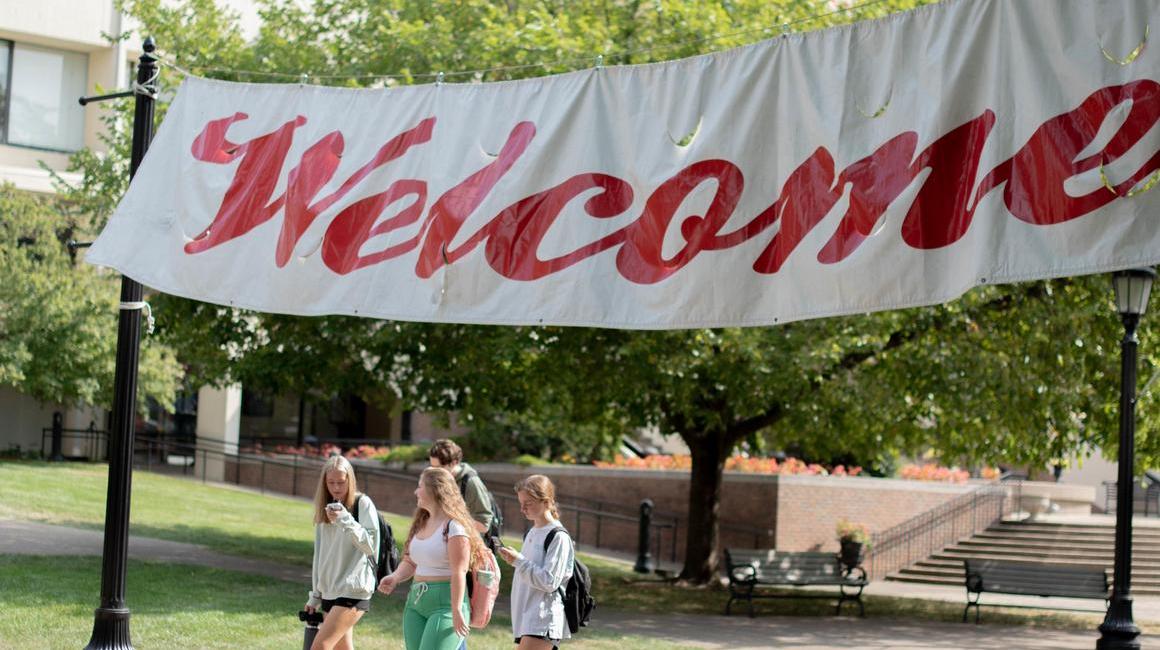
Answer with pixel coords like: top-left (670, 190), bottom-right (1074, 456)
top-left (240, 442), bottom-right (392, 460)
top-left (593, 454), bottom-right (998, 482)
top-left (592, 454), bottom-right (861, 476)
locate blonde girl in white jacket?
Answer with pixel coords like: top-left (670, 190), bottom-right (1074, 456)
top-left (304, 455), bottom-right (379, 650)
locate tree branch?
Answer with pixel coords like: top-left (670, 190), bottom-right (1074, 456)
top-left (721, 280), bottom-right (1059, 440)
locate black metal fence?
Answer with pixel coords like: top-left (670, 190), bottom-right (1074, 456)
top-left (40, 424), bottom-right (109, 461)
top-left (37, 430), bottom-right (773, 566)
top-left (85, 434), bottom-right (770, 565)
top-left (866, 477), bottom-right (1014, 580)
top-left (1102, 471), bottom-right (1160, 516)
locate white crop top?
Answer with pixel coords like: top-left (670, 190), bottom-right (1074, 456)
top-left (409, 519), bottom-right (469, 576)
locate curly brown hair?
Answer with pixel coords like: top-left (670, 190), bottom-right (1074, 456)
top-left (405, 467), bottom-right (487, 569)
top-left (427, 439), bottom-right (463, 466)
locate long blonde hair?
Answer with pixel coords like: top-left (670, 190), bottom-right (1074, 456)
top-left (406, 467), bottom-right (487, 569)
top-left (312, 455), bottom-right (360, 524)
top-left (515, 474), bottom-right (560, 520)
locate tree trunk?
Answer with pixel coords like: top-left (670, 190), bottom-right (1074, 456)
top-left (679, 431), bottom-right (732, 583)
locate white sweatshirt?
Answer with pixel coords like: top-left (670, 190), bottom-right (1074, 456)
top-left (307, 495), bottom-right (380, 607)
top-left (509, 522), bottom-right (575, 640)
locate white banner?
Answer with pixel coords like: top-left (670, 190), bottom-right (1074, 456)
top-left (88, 0), bottom-right (1160, 329)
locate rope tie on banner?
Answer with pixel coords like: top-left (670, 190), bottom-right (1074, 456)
top-left (438, 243), bottom-right (450, 305)
top-left (120, 301), bottom-right (155, 335)
top-left (131, 65), bottom-right (161, 99)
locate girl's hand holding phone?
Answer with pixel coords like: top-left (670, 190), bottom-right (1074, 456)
top-left (496, 545), bottom-right (518, 564)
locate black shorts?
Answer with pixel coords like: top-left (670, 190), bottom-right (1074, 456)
top-left (514, 635), bottom-right (560, 648)
top-left (321, 597), bottom-right (370, 612)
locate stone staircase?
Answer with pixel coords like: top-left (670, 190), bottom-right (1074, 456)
top-left (887, 516), bottom-right (1160, 595)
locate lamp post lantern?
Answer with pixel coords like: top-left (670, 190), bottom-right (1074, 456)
top-left (1097, 267), bottom-right (1156, 650)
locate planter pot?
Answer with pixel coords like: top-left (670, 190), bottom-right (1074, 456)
top-left (839, 539), bottom-right (865, 569)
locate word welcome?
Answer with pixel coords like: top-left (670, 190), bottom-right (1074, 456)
top-left (185, 80), bottom-right (1160, 285)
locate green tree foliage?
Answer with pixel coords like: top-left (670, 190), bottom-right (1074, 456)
top-left (64, 0), bottom-right (1160, 581)
top-left (0, 187), bottom-right (181, 409)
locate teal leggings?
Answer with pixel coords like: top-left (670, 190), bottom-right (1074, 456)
top-left (403, 581), bottom-right (469, 650)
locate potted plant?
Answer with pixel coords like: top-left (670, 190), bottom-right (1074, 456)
top-left (836, 519), bottom-right (871, 568)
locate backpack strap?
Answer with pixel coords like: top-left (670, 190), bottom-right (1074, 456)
top-left (456, 466), bottom-right (477, 497)
top-left (542, 525), bottom-right (570, 552)
top-left (542, 526), bottom-right (569, 598)
top-left (353, 493), bottom-right (378, 569)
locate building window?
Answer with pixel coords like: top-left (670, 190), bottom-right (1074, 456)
top-left (242, 389), bottom-right (275, 418)
top-left (0, 41), bottom-right (88, 152)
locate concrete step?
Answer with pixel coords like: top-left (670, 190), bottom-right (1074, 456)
top-left (886, 574), bottom-right (1160, 596)
top-left (938, 546), bottom-right (1160, 564)
top-left (923, 556), bottom-right (1160, 577)
top-left (884, 519), bottom-right (1160, 594)
top-left (888, 568), bottom-right (1160, 595)
top-left (952, 541), bottom-right (1132, 554)
top-left (976, 529), bottom-right (1160, 542)
top-left (992, 522), bottom-right (1160, 536)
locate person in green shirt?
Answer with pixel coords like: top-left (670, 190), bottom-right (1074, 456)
top-left (427, 439), bottom-right (495, 539)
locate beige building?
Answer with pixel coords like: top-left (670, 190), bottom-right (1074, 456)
top-left (0, 0), bottom-right (137, 455)
top-left (0, 0), bottom-right (135, 193)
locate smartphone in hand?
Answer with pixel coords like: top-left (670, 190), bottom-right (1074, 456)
top-left (490, 536), bottom-right (504, 549)
top-left (327, 502), bottom-right (343, 511)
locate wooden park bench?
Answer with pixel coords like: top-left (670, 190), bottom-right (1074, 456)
top-left (962, 558), bottom-right (1109, 623)
top-left (724, 549), bottom-right (867, 617)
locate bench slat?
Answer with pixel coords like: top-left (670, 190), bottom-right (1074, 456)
top-left (724, 548), bottom-right (867, 618)
top-left (964, 559), bottom-right (1108, 599)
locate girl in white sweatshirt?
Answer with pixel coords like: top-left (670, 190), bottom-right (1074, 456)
top-left (497, 475), bottom-right (574, 650)
top-left (304, 455), bottom-right (380, 650)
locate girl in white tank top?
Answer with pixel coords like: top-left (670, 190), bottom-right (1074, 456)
top-left (376, 467), bottom-right (488, 650)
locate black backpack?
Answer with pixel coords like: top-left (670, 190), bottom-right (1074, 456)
top-left (354, 494), bottom-right (400, 583)
top-left (457, 467), bottom-right (504, 550)
top-left (544, 527), bottom-right (594, 634)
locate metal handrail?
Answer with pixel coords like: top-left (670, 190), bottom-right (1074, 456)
top-left (181, 436), bottom-right (770, 557)
top-left (40, 425), bottom-right (109, 461)
top-left (50, 430), bottom-right (770, 565)
top-left (866, 476), bottom-right (1011, 580)
top-left (1103, 474), bottom-right (1160, 517)
top-left (128, 436), bottom-right (689, 562)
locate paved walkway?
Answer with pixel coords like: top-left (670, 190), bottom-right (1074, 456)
top-left (594, 610), bottom-right (1110, 649)
top-left (0, 520), bottom-right (310, 583)
top-left (2, 518), bottom-right (1156, 649)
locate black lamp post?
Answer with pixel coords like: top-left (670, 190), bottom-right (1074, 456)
top-left (1097, 267), bottom-right (1156, 650)
top-left (83, 38), bottom-right (157, 650)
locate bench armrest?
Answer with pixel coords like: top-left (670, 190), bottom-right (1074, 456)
top-left (842, 565), bottom-right (867, 585)
top-left (965, 572), bottom-right (983, 593)
top-left (729, 562), bottom-right (759, 583)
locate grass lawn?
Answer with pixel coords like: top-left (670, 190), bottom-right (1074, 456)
top-left (0, 460), bottom-right (1133, 635)
top-left (0, 556), bottom-right (693, 650)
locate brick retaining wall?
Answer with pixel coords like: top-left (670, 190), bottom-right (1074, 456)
top-left (222, 456), bottom-right (979, 561)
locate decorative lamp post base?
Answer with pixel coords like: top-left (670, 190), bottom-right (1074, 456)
top-left (85, 607), bottom-right (134, 650)
top-left (1097, 597), bottom-right (1141, 650)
